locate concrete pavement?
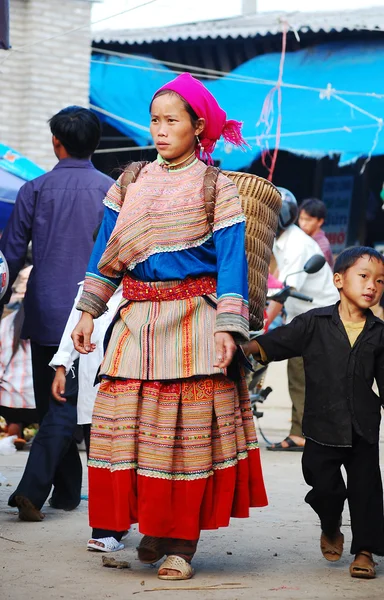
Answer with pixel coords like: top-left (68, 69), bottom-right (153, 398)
top-left (1, 361), bottom-right (383, 600)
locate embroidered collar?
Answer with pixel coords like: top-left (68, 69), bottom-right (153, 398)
top-left (157, 153), bottom-right (198, 172)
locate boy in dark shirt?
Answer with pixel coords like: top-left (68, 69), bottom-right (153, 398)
top-left (245, 246), bottom-right (384, 579)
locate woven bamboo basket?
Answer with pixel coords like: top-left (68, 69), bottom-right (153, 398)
top-left (222, 171), bottom-right (282, 330)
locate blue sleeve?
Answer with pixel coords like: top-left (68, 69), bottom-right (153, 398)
top-left (85, 206), bottom-right (122, 290)
top-left (213, 221), bottom-right (249, 343)
top-left (213, 221), bottom-right (248, 301)
top-left (0, 183), bottom-right (34, 305)
top-left (76, 206), bottom-right (122, 317)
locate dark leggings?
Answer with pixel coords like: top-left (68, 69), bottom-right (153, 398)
top-left (91, 528), bottom-right (125, 542)
top-left (85, 426), bottom-right (125, 541)
top-left (91, 530), bottom-right (198, 555)
top-left (163, 538), bottom-right (198, 561)
top-left (82, 424), bottom-right (91, 458)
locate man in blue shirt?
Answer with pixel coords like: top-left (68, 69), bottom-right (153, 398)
top-left (0, 106), bottom-right (113, 520)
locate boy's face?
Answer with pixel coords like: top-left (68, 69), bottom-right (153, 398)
top-left (334, 255), bottom-right (384, 309)
top-left (298, 210), bottom-right (323, 237)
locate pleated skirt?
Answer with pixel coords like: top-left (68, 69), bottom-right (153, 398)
top-left (88, 372), bottom-right (268, 540)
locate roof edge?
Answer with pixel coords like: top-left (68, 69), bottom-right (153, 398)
top-left (92, 7), bottom-right (384, 45)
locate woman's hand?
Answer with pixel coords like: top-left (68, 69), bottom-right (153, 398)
top-left (71, 312), bottom-right (96, 354)
top-left (214, 332), bottom-right (237, 369)
top-left (51, 366), bottom-right (66, 402)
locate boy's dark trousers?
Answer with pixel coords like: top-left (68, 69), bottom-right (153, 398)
top-left (302, 430), bottom-right (384, 556)
top-left (8, 344), bottom-right (82, 511)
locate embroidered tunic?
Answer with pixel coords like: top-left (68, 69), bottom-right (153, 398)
top-left (77, 158), bottom-right (268, 535)
top-left (77, 159), bottom-right (250, 381)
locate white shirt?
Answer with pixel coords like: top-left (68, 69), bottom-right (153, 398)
top-left (273, 225), bottom-right (339, 323)
top-left (49, 282), bottom-right (123, 424)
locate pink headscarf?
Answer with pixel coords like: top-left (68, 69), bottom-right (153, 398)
top-left (154, 73), bottom-right (248, 165)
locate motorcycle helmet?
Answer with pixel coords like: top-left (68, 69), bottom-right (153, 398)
top-left (276, 187), bottom-right (298, 231)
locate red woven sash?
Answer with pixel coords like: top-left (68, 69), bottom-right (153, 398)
top-left (122, 275), bottom-right (216, 302)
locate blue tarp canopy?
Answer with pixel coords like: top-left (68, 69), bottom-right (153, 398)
top-left (91, 40), bottom-right (384, 171)
top-left (0, 144), bottom-right (45, 230)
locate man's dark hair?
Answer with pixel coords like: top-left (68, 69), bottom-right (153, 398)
top-left (48, 106), bottom-right (101, 159)
top-left (334, 246), bottom-right (384, 274)
top-left (300, 198), bottom-right (327, 220)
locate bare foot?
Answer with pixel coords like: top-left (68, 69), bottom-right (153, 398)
top-left (157, 555), bottom-right (194, 580)
top-left (88, 540), bottom-right (105, 549)
top-left (158, 568), bottom-right (180, 577)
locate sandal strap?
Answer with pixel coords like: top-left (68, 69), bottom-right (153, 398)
top-left (87, 537), bottom-right (123, 551)
top-left (321, 532), bottom-right (344, 552)
top-left (357, 551), bottom-right (373, 560)
top-left (160, 555), bottom-right (193, 576)
top-left (354, 551), bottom-right (377, 566)
top-left (267, 437), bottom-right (304, 451)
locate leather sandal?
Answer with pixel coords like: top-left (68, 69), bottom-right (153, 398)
top-left (267, 436), bottom-right (305, 452)
top-left (158, 555), bottom-right (194, 580)
top-left (320, 530), bottom-right (344, 561)
top-left (137, 535), bottom-right (166, 564)
top-left (350, 551), bottom-right (377, 579)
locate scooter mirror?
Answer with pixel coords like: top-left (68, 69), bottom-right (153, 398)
top-left (303, 254), bottom-right (326, 274)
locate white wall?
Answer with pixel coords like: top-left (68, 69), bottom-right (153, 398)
top-left (0, 0), bottom-right (93, 170)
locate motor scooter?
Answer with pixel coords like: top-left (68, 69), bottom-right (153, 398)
top-left (248, 254), bottom-right (326, 443)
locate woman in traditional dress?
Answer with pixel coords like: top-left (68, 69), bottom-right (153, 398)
top-left (72, 73), bottom-right (268, 580)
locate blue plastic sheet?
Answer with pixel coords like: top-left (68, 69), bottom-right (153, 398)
top-left (0, 144), bottom-right (45, 181)
top-left (0, 144), bottom-right (45, 230)
top-left (91, 40), bottom-right (384, 170)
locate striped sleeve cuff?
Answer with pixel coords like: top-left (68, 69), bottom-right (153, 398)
top-left (76, 291), bottom-right (107, 319)
top-left (83, 272), bottom-right (118, 304)
top-left (215, 294), bottom-right (250, 343)
top-left (76, 273), bottom-right (118, 317)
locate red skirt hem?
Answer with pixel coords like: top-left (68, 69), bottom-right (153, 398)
top-left (89, 448), bottom-right (267, 539)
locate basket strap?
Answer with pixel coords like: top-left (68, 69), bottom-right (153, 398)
top-left (120, 161), bottom-right (149, 203)
top-left (203, 166), bottom-right (220, 231)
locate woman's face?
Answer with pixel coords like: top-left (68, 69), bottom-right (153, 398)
top-left (150, 93), bottom-right (204, 164)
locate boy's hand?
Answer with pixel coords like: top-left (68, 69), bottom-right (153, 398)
top-left (214, 332), bottom-right (236, 368)
top-left (52, 366), bottom-right (67, 402)
top-left (72, 312), bottom-right (96, 354)
top-left (242, 340), bottom-right (261, 360)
